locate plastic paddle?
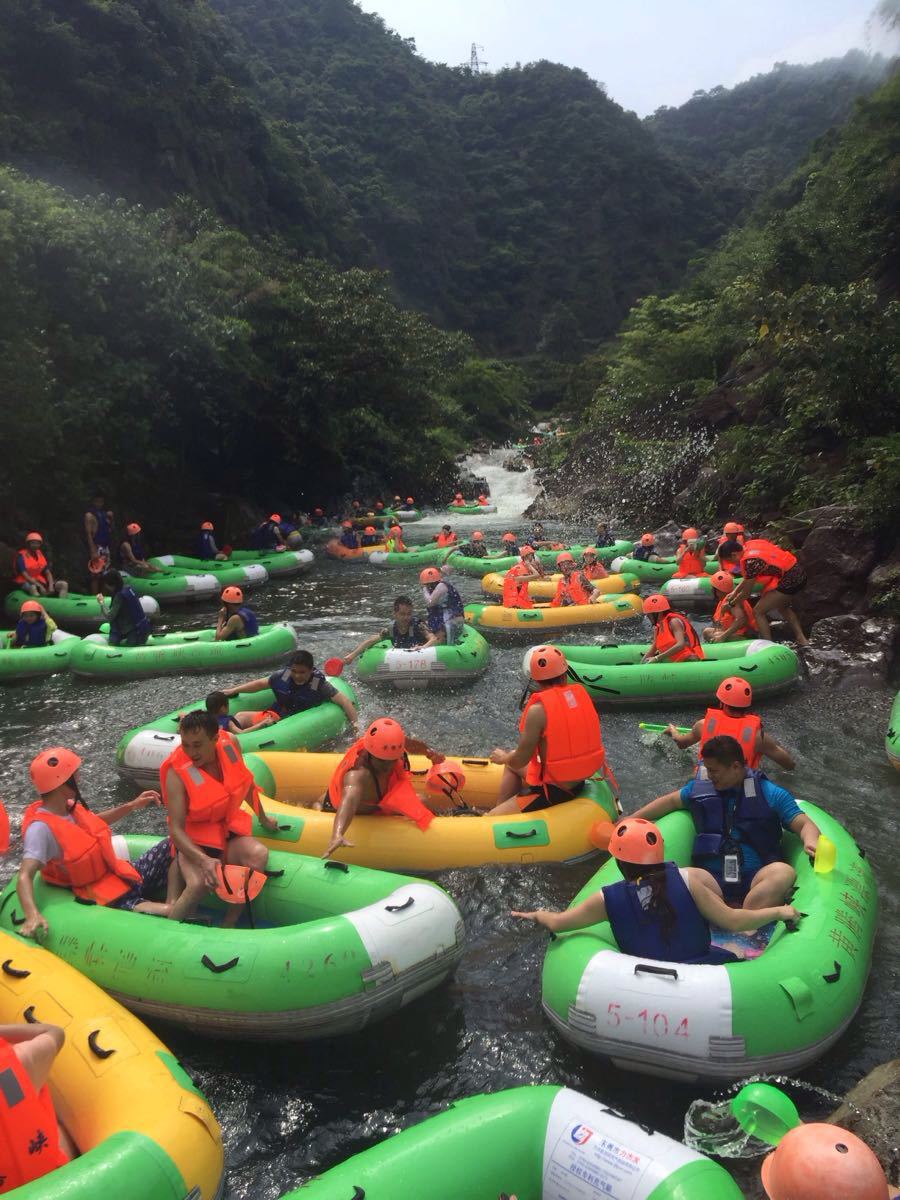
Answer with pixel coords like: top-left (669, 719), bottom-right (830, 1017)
top-left (639, 723), bottom-right (692, 735)
top-left (730, 1083), bottom-right (801, 1147)
top-left (323, 656), bottom-right (345, 676)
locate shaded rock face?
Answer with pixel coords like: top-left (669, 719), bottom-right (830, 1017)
top-left (793, 506), bottom-right (878, 626)
top-left (806, 614), bottom-right (900, 686)
top-left (829, 1057), bottom-right (900, 1189)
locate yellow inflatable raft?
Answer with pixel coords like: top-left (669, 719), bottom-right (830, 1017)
top-left (0, 929), bottom-right (224, 1200)
top-left (464, 592), bottom-right (644, 634)
top-left (480, 571), bottom-right (641, 601)
top-left (243, 753), bottom-right (620, 870)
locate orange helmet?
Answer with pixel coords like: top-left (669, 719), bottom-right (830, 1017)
top-left (717, 676), bottom-right (753, 708)
top-left (640, 533), bottom-right (655, 546)
top-left (201, 521), bottom-right (214, 531)
top-left (425, 759), bottom-right (467, 801)
top-left (341, 520), bottom-right (353, 529)
top-left (710, 570), bottom-right (733, 592)
top-left (609, 818), bottom-right (664, 865)
top-left (269, 514), bottom-right (282, 523)
top-left (20, 600), bottom-right (43, 615)
top-left (724, 521), bottom-right (744, 535)
top-left (529, 645), bottom-right (568, 681)
top-left (375, 501), bottom-right (384, 509)
top-left (314, 507), bottom-right (324, 515)
top-left (221, 586), bottom-right (244, 604)
top-left (364, 525), bottom-right (377, 535)
top-left (582, 547), bottom-right (598, 558)
top-left (760, 1124), bottom-right (889, 1200)
top-left (643, 594), bottom-right (670, 614)
top-left (25, 531), bottom-right (42, 543)
top-left (215, 863), bottom-right (268, 905)
top-left (406, 496), bottom-right (414, 504)
top-left (519, 544), bottom-right (535, 556)
top-left (389, 525), bottom-right (402, 535)
top-left (502, 532), bottom-right (517, 543)
top-left (556, 551), bottom-right (575, 565)
top-left (364, 718), bottom-right (406, 761)
top-left (454, 492), bottom-right (463, 500)
top-left (472, 531), bottom-right (485, 540)
top-left (682, 527), bottom-right (699, 541)
top-left (126, 522), bottom-right (141, 536)
top-left (420, 567), bottom-right (441, 584)
top-left (478, 494), bottom-right (487, 501)
top-left (88, 556), bottom-right (106, 575)
top-left (30, 747), bottom-right (82, 794)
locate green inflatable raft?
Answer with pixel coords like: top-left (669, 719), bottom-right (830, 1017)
top-left (445, 502), bottom-right (497, 515)
top-left (154, 549), bottom-right (315, 579)
top-left (115, 675), bottom-right (358, 785)
top-left (448, 541), bottom-right (634, 577)
top-left (148, 554), bottom-right (268, 587)
top-left (4, 588), bottom-right (161, 633)
top-left (887, 690), bottom-right (900, 771)
top-left (0, 629), bottom-right (79, 682)
top-left (609, 554), bottom-right (720, 584)
top-left (123, 570), bottom-right (221, 604)
top-left (70, 623), bottom-right (297, 680)
top-left (355, 624), bottom-right (490, 688)
top-left (537, 638), bottom-right (800, 705)
top-left (367, 543), bottom-right (455, 568)
top-left (0, 837), bottom-right (464, 1041)
top-left (538, 802), bottom-right (876, 1082)
top-left (390, 506), bottom-right (423, 522)
top-left (285, 1085), bottom-right (741, 1199)
top-left (661, 575), bottom-right (763, 607)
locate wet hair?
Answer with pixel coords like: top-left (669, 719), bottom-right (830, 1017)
top-left (205, 691), bottom-right (229, 714)
top-left (102, 569), bottom-right (123, 592)
top-left (290, 650), bottom-right (314, 669)
top-left (441, 524), bottom-right (451, 531)
top-left (393, 596), bottom-right (413, 610)
top-left (179, 711), bottom-right (219, 738)
top-left (618, 859), bottom-right (677, 943)
top-left (701, 734), bottom-right (746, 767)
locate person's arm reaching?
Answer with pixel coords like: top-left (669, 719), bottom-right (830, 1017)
top-left (97, 789), bottom-right (162, 825)
top-left (789, 812), bottom-right (820, 857)
top-left (16, 859), bottom-right (48, 939)
top-left (221, 677), bottom-right (268, 698)
top-left (332, 691), bottom-right (358, 732)
top-left (761, 732), bottom-right (796, 771)
top-left (512, 890), bottom-right (608, 933)
top-left (343, 633), bottom-right (382, 665)
top-left (323, 772), bottom-right (365, 856)
top-left (667, 720), bottom-right (702, 750)
top-left (627, 789), bottom-right (684, 822)
top-left (489, 704), bottom-right (544, 771)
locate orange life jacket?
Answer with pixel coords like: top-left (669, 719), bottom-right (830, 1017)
top-left (436, 532), bottom-right (457, 547)
top-left (502, 563), bottom-right (534, 609)
top-left (582, 561), bottom-right (608, 580)
top-left (0, 1038), bottom-right (68, 1192)
top-left (652, 611), bottom-right (705, 663)
top-left (718, 550), bottom-right (742, 574)
top-left (20, 801), bottom-right (142, 906)
top-left (714, 595), bottom-right (758, 633)
top-left (740, 540), bottom-right (798, 593)
top-left (160, 731), bottom-right (254, 851)
top-left (700, 707), bottom-right (763, 769)
top-left (551, 572), bottom-right (591, 607)
top-left (13, 548), bottom-right (49, 587)
top-left (673, 547), bottom-right (709, 578)
top-left (520, 683), bottom-right (606, 786)
top-left (327, 741), bottom-right (434, 830)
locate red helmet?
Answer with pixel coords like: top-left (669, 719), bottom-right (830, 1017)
top-left (25, 531), bottom-right (43, 543)
top-left (760, 1123), bottom-right (889, 1200)
top-left (529, 645), bottom-right (568, 681)
top-left (643, 594), bottom-right (670, 614)
top-left (341, 520), bottom-right (353, 529)
top-left (126, 522), bottom-right (141, 536)
top-left (716, 676), bottom-right (753, 708)
top-left (609, 819), bottom-right (664, 865)
top-left (30, 747), bottom-right (82, 794)
top-left (363, 718), bottom-right (406, 761)
top-left (472, 531), bottom-right (485, 541)
top-left (519, 544), bottom-right (535, 556)
top-left (201, 521), bottom-right (214, 531)
top-left (582, 547), bottom-right (598, 558)
top-left (502, 532), bottom-right (517, 543)
top-left (724, 521), bottom-right (744, 535)
top-left (710, 570), bottom-right (733, 592)
top-left (420, 567), bottom-right (441, 584)
top-left (556, 551), bottom-right (575, 565)
top-left (364, 526), bottom-right (377, 535)
top-left (269, 514), bottom-right (282, 523)
top-left (406, 496), bottom-right (414, 504)
top-left (682, 527), bottom-right (699, 541)
top-left (425, 759), bottom-right (467, 800)
top-left (221, 586), bottom-right (244, 604)
top-left (20, 600), bottom-right (43, 615)
top-left (640, 533), bottom-right (655, 546)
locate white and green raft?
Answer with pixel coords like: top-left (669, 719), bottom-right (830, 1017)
top-left (0, 629), bottom-right (79, 682)
top-left (4, 588), bottom-right (160, 633)
top-left (355, 624), bottom-right (490, 689)
top-left (538, 803), bottom-right (876, 1082)
top-left (887, 689), bottom-right (900, 771)
top-left (147, 555), bottom-right (269, 588)
top-left (115, 675), bottom-right (358, 785)
top-left (70, 623), bottom-right (298, 680)
top-left (123, 570), bottom-right (221, 604)
top-left (153, 548), bottom-right (315, 579)
top-left (0, 838), bottom-right (465, 1041)
top-left (286, 1085), bottom-right (741, 1199)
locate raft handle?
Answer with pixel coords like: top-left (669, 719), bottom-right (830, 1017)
top-left (325, 861), bottom-right (350, 874)
top-left (1, 960), bottom-right (30, 979)
top-left (505, 828), bottom-right (538, 840)
top-left (201, 954), bottom-right (240, 974)
top-left (75, 896), bottom-right (98, 906)
top-left (385, 897), bottom-right (415, 913)
top-left (823, 961), bottom-right (842, 984)
top-left (351, 1189), bottom-right (366, 1199)
top-left (258, 740), bottom-right (277, 749)
top-left (634, 963), bottom-right (678, 979)
top-left (263, 868), bottom-right (285, 879)
top-left (88, 1030), bottom-right (116, 1059)
top-left (784, 912), bottom-right (808, 934)
top-left (461, 758), bottom-right (491, 767)
top-left (10, 911), bottom-right (24, 927)
top-left (23, 1005), bottom-right (37, 1023)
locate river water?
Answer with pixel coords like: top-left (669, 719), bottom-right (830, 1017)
top-left (0, 449), bottom-right (896, 1198)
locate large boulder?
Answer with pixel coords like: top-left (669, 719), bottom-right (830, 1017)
top-left (793, 506), bottom-right (878, 626)
top-left (806, 613), bottom-right (900, 685)
top-left (829, 1058), bottom-right (900, 1189)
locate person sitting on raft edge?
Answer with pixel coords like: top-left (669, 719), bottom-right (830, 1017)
top-left (8, 600), bottom-right (58, 648)
top-left (594, 520), bottom-right (616, 548)
top-left (219, 650), bottom-right (359, 732)
top-left (341, 595), bottom-right (436, 665)
top-left (13, 531), bottom-right (68, 598)
top-left (642, 594), bottom-right (705, 663)
top-left (629, 532), bottom-right (664, 562)
top-left (665, 676), bottom-right (795, 772)
top-left (215, 586), bottom-right (259, 641)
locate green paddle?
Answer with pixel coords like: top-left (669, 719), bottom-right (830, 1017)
top-left (730, 1083), bottom-right (802, 1146)
top-left (639, 722), bottom-right (692, 735)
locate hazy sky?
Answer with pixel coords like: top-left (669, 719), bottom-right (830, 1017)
top-left (355, 0), bottom-right (878, 115)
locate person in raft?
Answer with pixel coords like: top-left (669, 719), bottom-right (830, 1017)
top-left (117, 522), bottom-right (163, 576)
top-left (83, 491), bottom-right (114, 588)
top-left (359, 524), bottom-right (381, 548)
top-left (250, 513), bottom-right (286, 551)
top-left (457, 530), bottom-right (489, 558)
top-left (341, 595), bottom-right (436, 665)
top-left (385, 524), bottom-right (407, 553)
top-left (96, 570), bottom-right (151, 646)
top-left (664, 676), bottom-right (795, 772)
top-left (338, 520), bottom-right (360, 550)
top-left (628, 532), bottom-right (665, 562)
top-left (490, 644), bottom-right (614, 813)
top-left (501, 545), bottom-right (542, 608)
top-left (0, 1019), bottom-right (77, 1188)
top-left (205, 691), bottom-right (245, 736)
top-left (8, 599), bottom-right (58, 648)
top-left (550, 552), bottom-right (592, 606)
top-left (16, 747), bottom-right (171, 938)
top-left (13, 531), bottom-right (68, 598)
top-left (434, 524), bottom-right (458, 548)
top-left (580, 547), bottom-right (609, 580)
top-left (641, 594), bottom-right (705, 663)
top-left (512, 817), bottom-right (799, 963)
top-left (728, 538), bottom-right (810, 648)
top-left (160, 712), bottom-right (278, 922)
top-left (317, 718), bottom-right (447, 857)
top-left (420, 566), bottom-right (465, 645)
top-left (449, 492), bottom-right (467, 508)
top-left (220, 650), bottom-right (359, 732)
top-left (673, 527), bottom-right (710, 578)
top-left (629, 734), bottom-right (820, 909)
top-left (197, 520), bottom-right (228, 560)
top-left (500, 531), bottom-right (520, 555)
top-left (215, 586), bottom-right (259, 641)
top-left (594, 520), bottom-right (616, 548)
top-left (703, 570), bottom-right (758, 642)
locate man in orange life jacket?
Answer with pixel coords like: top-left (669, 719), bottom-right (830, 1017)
top-left (641, 594), bottom-right (705, 663)
top-left (550, 552), bottom-right (592, 607)
top-left (665, 676), bottom-right (795, 771)
top-left (318, 719), bottom-right (445, 858)
top-left (702, 570), bottom-right (758, 643)
top-left (17, 748), bottom-right (171, 939)
top-left (489, 645), bottom-right (612, 813)
top-left (0, 1019), bottom-right (75, 1189)
top-left (160, 712), bottom-right (278, 922)
top-left (673, 528), bottom-right (710, 578)
top-left (728, 538), bottom-right (809, 648)
top-left (502, 545), bottom-right (541, 608)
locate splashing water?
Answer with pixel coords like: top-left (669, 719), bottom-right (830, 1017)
top-left (461, 448), bottom-right (541, 520)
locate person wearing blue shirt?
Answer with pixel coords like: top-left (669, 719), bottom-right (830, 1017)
top-left (628, 734), bottom-right (820, 910)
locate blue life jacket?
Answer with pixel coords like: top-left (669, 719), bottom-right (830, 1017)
top-left (111, 586), bottom-right (150, 639)
top-left (120, 533), bottom-right (146, 567)
top-left (443, 581), bottom-right (464, 619)
top-left (235, 606), bottom-right (259, 639)
top-left (269, 667), bottom-right (328, 716)
top-left (595, 533), bottom-right (616, 548)
top-left (632, 545), bottom-right (654, 561)
top-left (391, 619), bottom-right (427, 649)
top-left (602, 862), bottom-right (738, 965)
top-left (15, 617), bottom-right (48, 647)
top-left (86, 506), bottom-right (111, 550)
top-left (251, 521), bottom-right (280, 550)
top-left (197, 530), bottom-right (218, 559)
top-left (687, 767), bottom-right (783, 881)
top-left (216, 713), bottom-right (233, 731)
top-left (339, 531), bottom-right (358, 549)
top-left (360, 534), bottom-right (380, 547)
